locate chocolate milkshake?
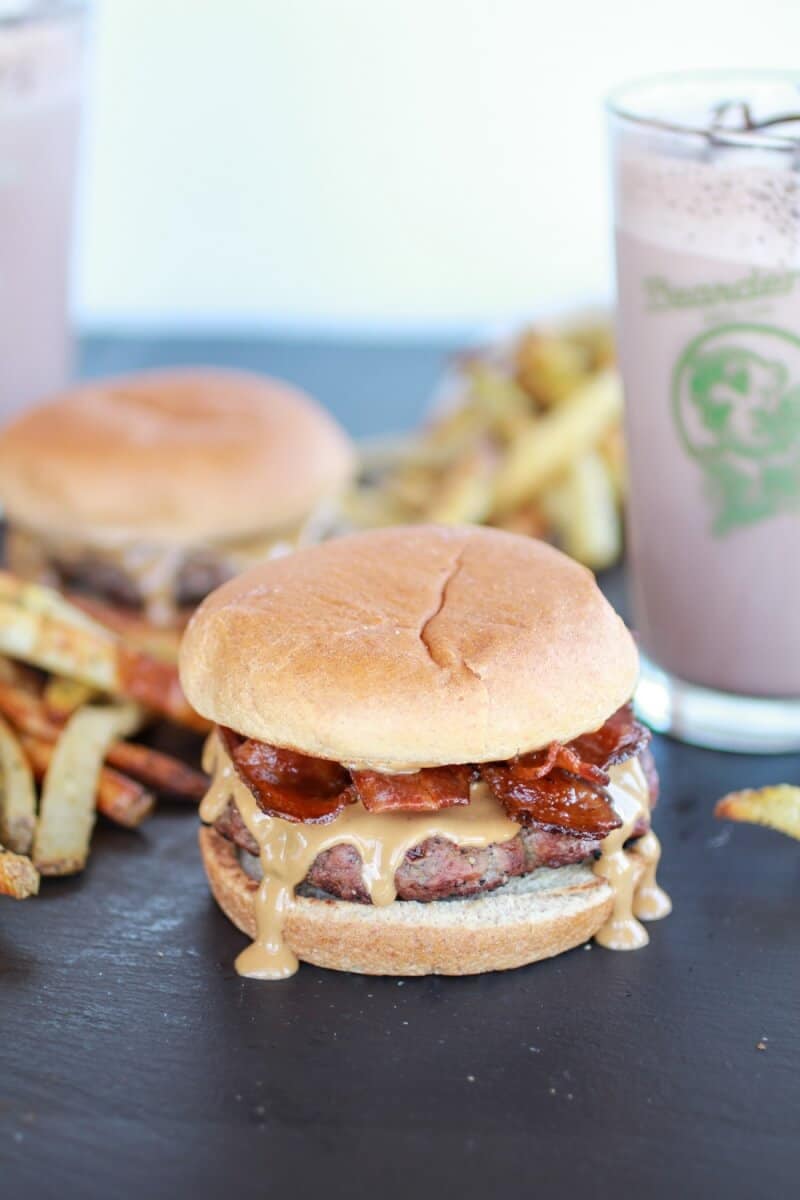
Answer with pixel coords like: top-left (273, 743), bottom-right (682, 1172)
top-left (0, 3), bottom-right (85, 418)
top-left (609, 73), bottom-right (800, 751)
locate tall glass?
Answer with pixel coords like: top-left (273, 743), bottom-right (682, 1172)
top-left (609, 72), bottom-right (800, 752)
top-left (0, 1), bottom-right (86, 418)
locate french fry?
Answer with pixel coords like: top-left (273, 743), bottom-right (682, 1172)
top-left (354, 432), bottom-right (422, 478)
top-left (0, 652), bottom-right (41, 692)
top-left (550, 451), bottom-right (622, 570)
top-left (425, 395), bottom-right (494, 455)
top-left (67, 593), bottom-right (183, 663)
top-left (0, 573), bottom-right (201, 730)
top-left (387, 460), bottom-right (443, 512)
top-left (116, 645), bottom-right (208, 732)
top-left (43, 675), bottom-right (96, 720)
top-left (467, 365), bottom-right (532, 427)
top-left (0, 570), bottom-right (105, 633)
top-left (32, 702), bottom-right (142, 875)
top-left (424, 448), bottom-right (497, 525)
top-left (340, 485), bottom-right (403, 529)
top-left (0, 844), bottom-right (39, 898)
top-left (715, 785), bottom-right (800, 841)
top-left (0, 717), bottom-right (37, 854)
top-left (96, 770), bottom-right (156, 828)
top-left (566, 319), bottom-right (616, 370)
top-left (491, 370), bottom-right (623, 515)
top-left (21, 735), bottom-right (155, 830)
top-left (0, 678), bottom-right (62, 740)
top-left (0, 589), bottom-right (118, 691)
top-left (103, 741), bottom-right (207, 801)
top-left (492, 502), bottom-right (549, 539)
top-left (0, 679), bottom-right (203, 801)
top-left (514, 331), bottom-right (592, 407)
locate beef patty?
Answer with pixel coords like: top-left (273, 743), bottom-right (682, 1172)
top-left (52, 548), bottom-right (234, 612)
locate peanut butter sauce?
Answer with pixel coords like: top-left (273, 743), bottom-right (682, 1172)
top-left (630, 830), bottom-right (672, 922)
top-left (593, 757), bottom-right (671, 949)
top-left (201, 734), bottom-right (671, 977)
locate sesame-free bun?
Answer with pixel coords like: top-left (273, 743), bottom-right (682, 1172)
top-left (0, 368), bottom-right (355, 545)
top-left (180, 525), bottom-right (639, 770)
top-left (199, 825), bottom-right (618, 976)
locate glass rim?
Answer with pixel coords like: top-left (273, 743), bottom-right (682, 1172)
top-left (607, 69), bottom-right (800, 152)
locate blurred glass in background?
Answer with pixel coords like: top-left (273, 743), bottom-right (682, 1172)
top-left (0, 0), bottom-right (85, 418)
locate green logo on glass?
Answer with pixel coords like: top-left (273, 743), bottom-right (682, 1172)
top-left (672, 324), bottom-right (800, 535)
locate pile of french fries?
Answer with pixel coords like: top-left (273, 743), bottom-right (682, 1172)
top-left (346, 318), bottom-right (626, 569)
top-left (0, 571), bottom-right (207, 899)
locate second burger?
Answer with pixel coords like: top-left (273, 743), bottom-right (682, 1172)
top-left (0, 368), bottom-right (355, 631)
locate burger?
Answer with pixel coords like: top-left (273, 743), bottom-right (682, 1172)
top-left (179, 524), bottom-right (670, 979)
top-left (0, 368), bottom-right (355, 633)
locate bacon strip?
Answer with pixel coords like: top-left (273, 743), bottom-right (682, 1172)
top-left (480, 706), bottom-right (648, 835)
top-left (216, 704), bottom-right (652, 827)
top-left (352, 765), bottom-right (473, 814)
top-left (569, 704), bottom-right (649, 769)
top-left (513, 742), bottom-right (609, 787)
top-left (221, 727), bottom-right (354, 824)
top-left (481, 765), bottom-right (622, 837)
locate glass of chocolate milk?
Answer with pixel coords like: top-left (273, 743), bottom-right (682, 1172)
top-left (609, 72), bottom-right (800, 752)
top-left (0, 2), bottom-right (86, 419)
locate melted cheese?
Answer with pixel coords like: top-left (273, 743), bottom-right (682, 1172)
top-left (201, 733), bottom-right (671, 978)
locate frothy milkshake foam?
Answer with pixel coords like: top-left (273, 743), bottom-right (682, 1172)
top-left (617, 150), bottom-right (800, 265)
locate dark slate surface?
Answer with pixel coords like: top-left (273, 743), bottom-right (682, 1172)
top-left (2, 336), bottom-right (798, 1199)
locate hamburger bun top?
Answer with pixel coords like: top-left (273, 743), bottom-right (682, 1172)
top-left (179, 525), bottom-right (639, 770)
top-left (0, 368), bottom-right (355, 545)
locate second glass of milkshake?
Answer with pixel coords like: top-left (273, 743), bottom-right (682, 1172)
top-left (609, 72), bottom-right (800, 752)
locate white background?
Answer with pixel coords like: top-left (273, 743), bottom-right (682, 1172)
top-left (77, 0), bottom-right (800, 334)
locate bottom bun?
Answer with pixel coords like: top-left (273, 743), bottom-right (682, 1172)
top-left (199, 826), bottom-right (616, 976)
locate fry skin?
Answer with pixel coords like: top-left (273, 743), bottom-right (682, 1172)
top-left (21, 735), bottom-right (155, 830)
top-left (32, 703), bottom-right (142, 875)
top-left (715, 785), bottom-right (800, 841)
top-left (103, 741), bottom-right (207, 801)
top-left (0, 844), bottom-right (39, 899)
top-left (0, 716), bottom-right (37, 854)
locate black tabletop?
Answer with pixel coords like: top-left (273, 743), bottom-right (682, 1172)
top-left (2, 337), bottom-right (798, 1200)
